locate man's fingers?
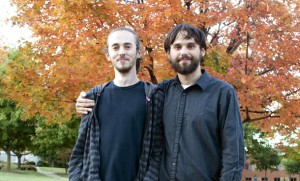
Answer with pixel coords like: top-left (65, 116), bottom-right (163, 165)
top-left (76, 92), bottom-right (95, 104)
top-left (80, 91), bottom-right (87, 97)
top-left (75, 91), bottom-right (95, 114)
top-left (75, 102), bottom-right (94, 109)
top-left (76, 110), bottom-right (88, 114)
top-left (76, 107), bottom-right (93, 114)
top-left (75, 102), bottom-right (95, 107)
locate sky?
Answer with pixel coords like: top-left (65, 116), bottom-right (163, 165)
top-left (0, 0), bottom-right (32, 47)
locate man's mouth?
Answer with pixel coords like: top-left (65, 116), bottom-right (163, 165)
top-left (118, 58), bottom-right (128, 62)
top-left (179, 58), bottom-right (191, 63)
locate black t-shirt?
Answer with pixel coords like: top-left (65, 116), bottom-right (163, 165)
top-left (96, 81), bottom-right (146, 181)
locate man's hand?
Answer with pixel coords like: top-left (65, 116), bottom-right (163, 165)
top-left (76, 91), bottom-right (95, 114)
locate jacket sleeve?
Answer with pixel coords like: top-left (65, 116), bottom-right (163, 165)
top-left (144, 89), bottom-right (165, 181)
top-left (68, 114), bottom-right (90, 181)
top-left (68, 87), bottom-right (98, 181)
top-left (219, 88), bottom-right (245, 181)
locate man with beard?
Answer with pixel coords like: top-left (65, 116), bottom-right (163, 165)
top-left (75, 24), bottom-right (245, 180)
top-left (68, 27), bottom-right (164, 181)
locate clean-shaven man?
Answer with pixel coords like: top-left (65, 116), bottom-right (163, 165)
top-left (69, 27), bottom-right (164, 181)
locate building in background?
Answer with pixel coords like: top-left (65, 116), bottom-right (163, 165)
top-left (242, 159), bottom-right (299, 181)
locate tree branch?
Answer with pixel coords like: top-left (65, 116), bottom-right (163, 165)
top-left (243, 114), bottom-right (280, 124)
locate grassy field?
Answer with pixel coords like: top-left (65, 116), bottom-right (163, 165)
top-left (0, 165), bottom-right (68, 181)
top-left (39, 166), bottom-right (68, 178)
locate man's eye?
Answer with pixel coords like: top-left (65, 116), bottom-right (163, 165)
top-left (187, 44), bottom-right (195, 49)
top-left (112, 46), bottom-right (119, 50)
top-left (174, 45), bottom-right (181, 50)
top-left (125, 45), bottom-right (131, 49)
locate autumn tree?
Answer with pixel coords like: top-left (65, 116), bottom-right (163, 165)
top-left (1, 55), bottom-right (38, 170)
top-left (0, 47), bottom-right (9, 97)
top-left (0, 49), bottom-right (76, 170)
top-left (3, 0), bottom-right (299, 134)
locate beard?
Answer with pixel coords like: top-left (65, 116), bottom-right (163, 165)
top-left (113, 60), bottom-right (136, 73)
top-left (169, 55), bottom-right (202, 74)
top-left (115, 65), bottom-right (133, 73)
top-left (111, 55), bottom-right (137, 73)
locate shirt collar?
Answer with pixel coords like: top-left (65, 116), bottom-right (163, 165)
top-left (175, 69), bottom-right (211, 91)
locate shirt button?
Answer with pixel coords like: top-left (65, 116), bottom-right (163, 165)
top-left (173, 163), bottom-right (176, 166)
top-left (183, 92), bottom-right (187, 96)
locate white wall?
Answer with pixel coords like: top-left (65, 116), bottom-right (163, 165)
top-left (0, 150), bottom-right (39, 165)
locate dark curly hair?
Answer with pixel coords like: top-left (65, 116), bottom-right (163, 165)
top-left (164, 24), bottom-right (207, 63)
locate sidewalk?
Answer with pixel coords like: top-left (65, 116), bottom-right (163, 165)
top-left (36, 167), bottom-right (67, 180)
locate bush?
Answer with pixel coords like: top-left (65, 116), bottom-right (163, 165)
top-left (55, 160), bottom-right (68, 168)
top-left (24, 161), bottom-right (36, 165)
top-left (20, 164), bottom-right (37, 171)
top-left (0, 163), bottom-right (5, 170)
top-left (37, 160), bottom-right (49, 167)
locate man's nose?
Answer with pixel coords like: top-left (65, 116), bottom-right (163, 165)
top-left (180, 46), bottom-right (189, 56)
top-left (119, 47), bottom-right (126, 56)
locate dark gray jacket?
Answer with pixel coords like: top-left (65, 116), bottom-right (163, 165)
top-left (68, 81), bottom-right (164, 181)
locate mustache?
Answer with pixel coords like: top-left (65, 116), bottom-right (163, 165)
top-left (177, 55), bottom-right (192, 61)
top-left (117, 55), bottom-right (129, 60)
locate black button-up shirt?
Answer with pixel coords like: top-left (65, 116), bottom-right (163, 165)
top-left (159, 69), bottom-right (245, 181)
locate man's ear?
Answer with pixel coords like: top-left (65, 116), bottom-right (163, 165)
top-left (106, 52), bottom-right (111, 62)
top-left (166, 50), bottom-right (170, 59)
top-left (200, 48), bottom-right (205, 57)
top-left (137, 50), bottom-right (141, 58)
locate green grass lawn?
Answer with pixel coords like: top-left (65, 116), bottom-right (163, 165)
top-left (38, 166), bottom-right (68, 178)
top-left (0, 165), bottom-right (68, 181)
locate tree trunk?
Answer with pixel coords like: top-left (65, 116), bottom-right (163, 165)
top-left (145, 46), bottom-right (158, 84)
top-left (17, 154), bottom-right (22, 169)
top-left (65, 160), bottom-right (68, 173)
top-left (51, 159), bottom-right (55, 167)
top-left (264, 169), bottom-right (267, 180)
top-left (5, 143), bottom-right (11, 170)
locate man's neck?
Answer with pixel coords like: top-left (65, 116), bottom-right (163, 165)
top-left (177, 66), bottom-right (202, 85)
top-left (113, 69), bottom-right (140, 87)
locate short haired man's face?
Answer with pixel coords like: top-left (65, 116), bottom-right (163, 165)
top-left (106, 30), bottom-right (141, 73)
top-left (167, 30), bottom-right (205, 75)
